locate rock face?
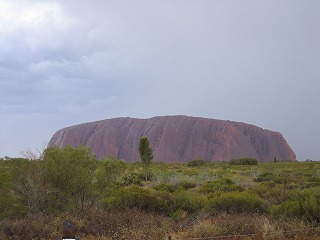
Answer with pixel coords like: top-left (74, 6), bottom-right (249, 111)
top-left (48, 116), bottom-right (296, 162)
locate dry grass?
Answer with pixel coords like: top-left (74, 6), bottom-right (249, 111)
top-left (0, 208), bottom-right (176, 240)
top-left (171, 214), bottom-right (258, 240)
top-left (1, 211), bottom-right (320, 239)
top-left (260, 217), bottom-right (320, 240)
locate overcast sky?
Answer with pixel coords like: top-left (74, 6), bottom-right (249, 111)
top-left (1, 0), bottom-right (319, 160)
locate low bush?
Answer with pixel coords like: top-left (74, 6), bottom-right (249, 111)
top-left (253, 172), bottom-right (276, 182)
top-left (176, 180), bottom-right (197, 190)
top-left (103, 186), bottom-right (161, 212)
top-left (270, 199), bottom-right (304, 220)
top-left (187, 159), bottom-right (207, 167)
top-left (123, 172), bottom-right (144, 186)
top-left (104, 186), bottom-right (205, 216)
top-left (172, 190), bottom-right (205, 213)
top-left (250, 182), bottom-right (276, 198)
top-left (230, 158), bottom-right (258, 165)
top-left (153, 181), bottom-right (196, 192)
top-left (152, 183), bottom-right (178, 193)
top-left (270, 188), bottom-right (320, 222)
top-left (199, 178), bottom-right (244, 194)
top-left (169, 209), bottom-right (187, 221)
top-left (208, 191), bottom-right (264, 214)
top-left (154, 190), bottom-right (176, 213)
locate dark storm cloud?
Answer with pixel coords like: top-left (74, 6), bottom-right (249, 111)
top-left (1, 0), bottom-right (320, 160)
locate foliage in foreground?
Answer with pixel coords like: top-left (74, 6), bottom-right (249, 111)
top-left (1, 147), bottom-right (320, 239)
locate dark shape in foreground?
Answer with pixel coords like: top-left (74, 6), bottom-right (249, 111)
top-left (62, 219), bottom-right (76, 239)
top-left (48, 115), bottom-right (296, 162)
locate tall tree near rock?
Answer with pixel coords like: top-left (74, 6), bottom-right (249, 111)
top-left (138, 137), bottom-right (153, 181)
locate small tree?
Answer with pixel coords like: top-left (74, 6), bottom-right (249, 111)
top-left (101, 155), bottom-right (125, 184)
top-left (43, 146), bottom-right (103, 214)
top-left (138, 137), bottom-right (153, 181)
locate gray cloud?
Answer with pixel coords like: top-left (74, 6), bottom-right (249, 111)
top-left (1, 0), bottom-right (320, 160)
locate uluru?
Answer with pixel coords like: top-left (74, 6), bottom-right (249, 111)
top-left (48, 115), bottom-right (296, 162)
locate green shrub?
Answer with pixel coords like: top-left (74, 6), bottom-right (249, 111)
top-left (303, 193), bottom-right (320, 222)
top-left (270, 199), bottom-right (304, 219)
top-left (229, 158), bottom-right (258, 165)
top-left (154, 190), bottom-right (176, 213)
top-left (270, 189), bottom-right (320, 222)
top-left (172, 190), bottom-right (205, 213)
top-left (208, 191), bottom-right (264, 214)
top-left (153, 183), bottom-right (178, 193)
top-left (308, 176), bottom-right (320, 183)
top-left (302, 176), bottom-right (320, 188)
top-left (176, 180), bottom-right (197, 190)
top-left (199, 178), bottom-right (244, 194)
top-left (123, 172), bottom-right (144, 186)
top-left (0, 171), bottom-right (12, 219)
top-left (169, 209), bottom-right (187, 221)
top-left (253, 172), bottom-right (276, 182)
top-left (187, 159), bottom-right (206, 167)
top-left (101, 157), bottom-right (126, 183)
top-left (103, 186), bottom-right (205, 216)
top-left (250, 182), bottom-right (276, 197)
top-left (103, 186), bottom-right (161, 212)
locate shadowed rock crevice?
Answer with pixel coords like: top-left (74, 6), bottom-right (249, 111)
top-left (48, 116), bottom-right (296, 162)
